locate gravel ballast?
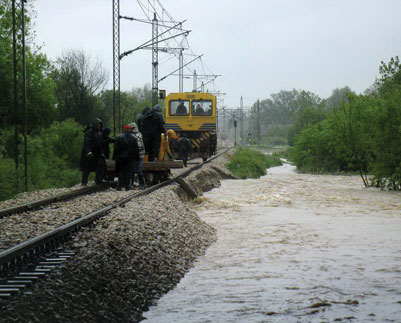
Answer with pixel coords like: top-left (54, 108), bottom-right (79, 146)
top-left (0, 155), bottom-right (233, 322)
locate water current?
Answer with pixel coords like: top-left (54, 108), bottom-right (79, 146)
top-left (143, 163), bottom-right (401, 322)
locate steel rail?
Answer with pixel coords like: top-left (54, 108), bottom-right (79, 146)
top-left (0, 183), bottom-right (110, 219)
top-left (0, 148), bottom-right (231, 272)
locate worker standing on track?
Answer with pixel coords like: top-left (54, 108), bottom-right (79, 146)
top-left (158, 129), bottom-right (178, 161)
top-left (129, 122), bottom-right (146, 188)
top-left (177, 132), bottom-right (191, 167)
top-left (101, 127), bottom-right (115, 159)
top-left (142, 104), bottom-right (166, 162)
top-left (115, 124), bottom-right (140, 190)
top-left (79, 118), bottom-right (105, 186)
top-left (136, 106), bottom-right (150, 133)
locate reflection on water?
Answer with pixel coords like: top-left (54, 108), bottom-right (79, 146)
top-left (143, 164), bottom-right (401, 322)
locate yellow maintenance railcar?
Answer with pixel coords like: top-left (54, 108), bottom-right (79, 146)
top-left (165, 92), bottom-right (217, 161)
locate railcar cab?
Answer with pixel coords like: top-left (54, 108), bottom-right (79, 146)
top-left (165, 92), bottom-right (217, 160)
top-left (166, 92), bottom-right (216, 128)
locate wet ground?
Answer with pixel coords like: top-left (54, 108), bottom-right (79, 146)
top-left (143, 163), bottom-right (401, 322)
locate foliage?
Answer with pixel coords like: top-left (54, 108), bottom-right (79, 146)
top-left (0, 1), bottom-right (57, 133)
top-left (52, 49), bottom-right (108, 126)
top-left (0, 157), bottom-right (18, 200)
top-left (376, 56), bottom-right (401, 94)
top-left (287, 105), bottom-right (327, 146)
top-left (98, 86), bottom-right (152, 133)
top-left (247, 89), bottom-right (322, 146)
top-left (289, 57), bottom-right (401, 189)
top-left (226, 147), bottom-right (282, 179)
top-left (368, 89), bottom-right (401, 189)
top-left (0, 119), bottom-right (84, 201)
top-left (323, 86), bottom-right (353, 110)
top-left (289, 120), bottom-right (340, 173)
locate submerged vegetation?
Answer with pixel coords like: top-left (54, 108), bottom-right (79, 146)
top-left (288, 57), bottom-right (401, 190)
top-left (226, 147), bottom-right (282, 179)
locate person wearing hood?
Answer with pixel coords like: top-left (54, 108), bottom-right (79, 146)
top-left (136, 106), bottom-right (151, 133)
top-left (141, 104), bottom-right (166, 162)
top-left (79, 118), bottom-right (105, 185)
top-left (115, 124), bottom-right (140, 190)
top-left (101, 127), bottom-right (115, 159)
top-left (129, 122), bottom-right (146, 188)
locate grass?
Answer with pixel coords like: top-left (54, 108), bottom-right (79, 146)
top-left (226, 147), bottom-right (282, 179)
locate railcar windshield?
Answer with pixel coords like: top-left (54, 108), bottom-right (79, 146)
top-left (169, 100), bottom-right (190, 116)
top-left (192, 100), bottom-right (213, 116)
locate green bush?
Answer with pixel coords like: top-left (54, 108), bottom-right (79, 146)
top-left (0, 119), bottom-right (84, 201)
top-left (0, 157), bottom-right (18, 200)
top-left (226, 147), bottom-right (282, 179)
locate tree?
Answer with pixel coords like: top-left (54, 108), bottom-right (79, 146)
top-left (324, 86), bottom-right (353, 110)
top-left (98, 86), bottom-right (151, 133)
top-left (376, 56), bottom-right (401, 94)
top-left (369, 89), bottom-right (401, 189)
top-left (250, 89), bottom-right (321, 145)
top-left (327, 94), bottom-right (377, 186)
top-left (53, 49), bottom-right (108, 125)
top-left (290, 119), bottom-right (338, 173)
top-left (287, 105), bottom-right (327, 146)
top-left (0, 1), bottom-right (57, 134)
top-left (259, 89), bottom-right (321, 127)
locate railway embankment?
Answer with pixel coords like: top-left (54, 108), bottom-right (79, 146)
top-left (0, 154), bottom-right (234, 322)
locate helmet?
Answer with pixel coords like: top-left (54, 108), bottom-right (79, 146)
top-left (166, 129), bottom-right (176, 138)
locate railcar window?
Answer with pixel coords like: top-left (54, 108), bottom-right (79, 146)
top-left (169, 100), bottom-right (189, 116)
top-left (192, 100), bottom-right (213, 116)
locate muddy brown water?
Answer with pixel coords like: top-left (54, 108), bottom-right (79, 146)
top-left (143, 163), bottom-right (401, 322)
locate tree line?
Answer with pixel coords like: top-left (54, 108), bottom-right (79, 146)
top-left (245, 57), bottom-right (401, 190)
top-left (289, 57), bottom-right (401, 190)
top-left (0, 2), bottom-right (153, 200)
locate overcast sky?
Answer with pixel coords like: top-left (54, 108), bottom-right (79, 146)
top-left (32, 0), bottom-right (401, 108)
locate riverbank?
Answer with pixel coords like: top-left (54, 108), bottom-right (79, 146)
top-left (143, 162), bottom-right (401, 322)
top-left (0, 155), bottom-right (233, 322)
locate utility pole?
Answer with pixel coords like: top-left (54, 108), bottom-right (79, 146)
top-left (234, 119), bottom-right (237, 146)
top-left (152, 12), bottom-right (158, 107)
top-left (257, 99), bottom-right (261, 144)
top-left (12, 0), bottom-right (28, 192)
top-left (112, 0), bottom-right (120, 136)
top-left (179, 49), bottom-right (183, 92)
top-left (240, 96), bottom-right (244, 146)
top-left (216, 105), bottom-right (219, 132)
top-left (193, 70), bottom-right (197, 92)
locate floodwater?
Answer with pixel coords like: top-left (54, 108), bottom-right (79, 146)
top-left (143, 163), bottom-right (401, 322)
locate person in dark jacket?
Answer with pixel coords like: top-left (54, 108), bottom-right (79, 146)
top-left (79, 118), bottom-right (105, 185)
top-left (141, 104), bottom-right (166, 161)
top-left (101, 127), bottom-right (115, 159)
top-left (115, 124), bottom-right (140, 190)
top-left (136, 106), bottom-right (151, 133)
top-left (177, 132), bottom-right (191, 167)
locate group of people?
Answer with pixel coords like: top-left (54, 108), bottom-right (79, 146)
top-left (79, 104), bottom-right (192, 190)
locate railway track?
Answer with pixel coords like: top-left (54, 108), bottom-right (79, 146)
top-left (0, 149), bottom-right (230, 299)
top-left (0, 182), bottom-right (111, 219)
